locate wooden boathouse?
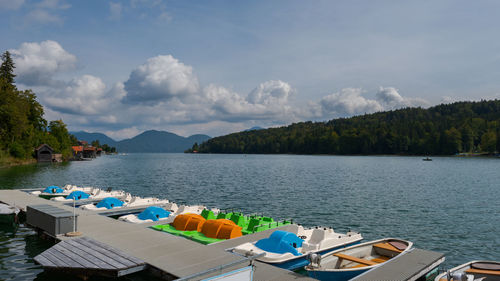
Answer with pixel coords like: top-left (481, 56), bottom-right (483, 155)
top-left (35, 144), bottom-right (54, 162)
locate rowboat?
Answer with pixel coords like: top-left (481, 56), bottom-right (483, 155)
top-left (232, 225), bottom-right (362, 271)
top-left (305, 238), bottom-right (413, 281)
top-left (435, 260), bottom-right (500, 281)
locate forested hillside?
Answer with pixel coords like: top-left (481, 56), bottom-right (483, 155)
top-left (191, 100), bottom-right (500, 155)
top-left (0, 51), bottom-right (75, 162)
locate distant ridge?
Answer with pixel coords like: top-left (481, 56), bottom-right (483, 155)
top-left (244, 126), bottom-right (264, 131)
top-left (71, 132), bottom-right (117, 146)
top-left (192, 100), bottom-right (500, 155)
top-left (71, 130), bottom-right (211, 153)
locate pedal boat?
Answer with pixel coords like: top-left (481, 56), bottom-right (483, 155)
top-left (232, 225), bottom-right (362, 271)
top-left (305, 238), bottom-right (412, 281)
top-left (0, 203), bottom-right (20, 224)
top-left (435, 260), bottom-right (500, 281)
top-left (118, 206), bottom-right (171, 223)
top-left (80, 196), bottom-right (169, 211)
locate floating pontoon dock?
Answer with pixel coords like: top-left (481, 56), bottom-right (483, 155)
top-left (0, 189), bottom-right (315, 280)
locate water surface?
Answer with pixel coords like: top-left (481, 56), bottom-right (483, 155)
top-left (1, 154), bottom-right (499, 280)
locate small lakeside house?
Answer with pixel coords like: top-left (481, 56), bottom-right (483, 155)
top-left (72, 146), bottom-right (83, 159)
top-left (35, 144), bottom-right (54, 162)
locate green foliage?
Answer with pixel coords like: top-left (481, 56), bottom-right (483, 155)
top-left (0, 50), bottom-right (75, 160)
top-left (196, 100), bottom-right (500, 155)
top-left (0, 51), bottom-right (16, 85)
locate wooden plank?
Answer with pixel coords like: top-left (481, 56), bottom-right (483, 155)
top-left (373, 242), bottom-right (403, 253)
top-left (47, 246), bottom-right (91, 269)
top-left (74, 238), bottom-right (139, 268)
top-left (465, 268), bottom-right (500, 276)
top-left (79, 237), bottom-right (143, 266)
top-left (41, 251), bottom-right (71, 268)
top-left (81, 236), bottom-right (144, 265)
top-left (65, 239), bottom-right (124, 269)
top-left (334, 253), bottom-right (378, 266)
top-left (52, 243), bottom-right (101, 269)
top-left (34, 254), bottom-right (56, 267)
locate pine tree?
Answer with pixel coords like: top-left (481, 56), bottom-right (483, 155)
top-left (0, 51), bottom-right (16, 85)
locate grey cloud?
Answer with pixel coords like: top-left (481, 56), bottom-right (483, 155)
top-left (0, 0), bottom-right (24, 10)
top-left (319, 88), bottom-right (384, 117)
top-left (43, 76), bottom-right (124, 115)
top-left (109, 2), bottom-right (122, 20)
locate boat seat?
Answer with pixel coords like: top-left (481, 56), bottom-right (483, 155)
top-left (371, 256), bottom-right (390, 263)
top-left (287, 224), bottom-right (306, 237)
top-left (373, 242), bottom-right (404, 253)
top-left (465, 268), bottom-right (500, 276)
top-left (334, 253), bottom-right (378, 266)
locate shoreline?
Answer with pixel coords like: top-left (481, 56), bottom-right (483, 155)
top-left (0, 157), bottom-right (37, 169)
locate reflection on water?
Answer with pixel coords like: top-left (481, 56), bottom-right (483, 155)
top-left (1, 154), bottom-right (499, 280)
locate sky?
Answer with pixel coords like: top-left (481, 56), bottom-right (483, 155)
top-left (1, 0), bottom-right (500, 140)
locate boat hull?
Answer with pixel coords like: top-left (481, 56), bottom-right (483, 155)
top-left (272, 241), bottom-right (361, 271)
top-left (307, 267), bottom-right (370, 281)
top-left (0, 213), bottom-right (17, 224)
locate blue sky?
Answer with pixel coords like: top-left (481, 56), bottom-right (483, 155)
top-left (1, 0), bottom-right (500, 139)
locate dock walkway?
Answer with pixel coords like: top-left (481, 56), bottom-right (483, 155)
top-left (0, 189), bottom-right (315, 280)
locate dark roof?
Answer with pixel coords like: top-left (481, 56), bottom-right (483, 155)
top-left (35, 144), bottom-right (54, 151)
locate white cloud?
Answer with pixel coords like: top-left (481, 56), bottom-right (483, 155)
top-left (0, 0), bottom-right (25, 10)
top-left (109, 2), bottom-right (122, 20)
top-left (203, 80), bottom-right (295, 122)
top-left (36, 0), bottom-right (70, 10)
top-left (43, 75), bottom-right (123, 115)
top-left (104, 127), bottom-right (141, 141)
top-left (247, 80), bottom-right (293, 105)
top-left (319, 88), bottom-right (384, 117)
top-left (123, 55), bottom-right (199, 103)
top-left (25, 9), bottom-right (63, 25)
top-left (12, 40), bottom-right (435, 137)
top-left (376, 87), bottom-right (429, 109)
top-left (11, 40), bottom-right (77, 85)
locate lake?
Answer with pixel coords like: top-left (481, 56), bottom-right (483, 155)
top-left (1, 154), bottom-right (499, 280)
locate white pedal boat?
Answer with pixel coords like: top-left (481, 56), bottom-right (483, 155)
top-left (232, 225), bottom-right (363, 271)
top-left (51, 189), bottom-right (128, 202)
top-left (80, 196), bottom-right (169, 211)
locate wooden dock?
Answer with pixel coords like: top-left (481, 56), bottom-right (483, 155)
top-left (0, 189), bottom-right (316, 280)
top-left (34, 236), bottom-right (146, 277)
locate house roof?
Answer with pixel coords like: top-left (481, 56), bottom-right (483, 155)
top-left (36, 144), bottom-right (54, 151)
top-left (72, 146), bottom-right (83, 152)
top-left (83, 146), bottom-right (96, 151)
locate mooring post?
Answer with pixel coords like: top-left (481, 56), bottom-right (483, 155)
top-left (73, 198), bottom-right (76, 232)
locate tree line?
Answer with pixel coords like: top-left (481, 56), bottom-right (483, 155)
top-left (189, 100), bottom-right (500, 155)
top-left (0, 51), bottom-right (76, 160)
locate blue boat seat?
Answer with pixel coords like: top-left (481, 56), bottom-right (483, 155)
top-left (255, 230), bottom-right (304, 256)
top-left (43, 186), bottom-right (63, 194)
top-left (138, 206), bottom-right (170, 221)
top-left (96, 197), bottom-right (124, 209)
top-left (66, 191), bottom-right (90, 201)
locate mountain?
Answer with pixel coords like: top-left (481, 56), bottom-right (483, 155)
top-left (70, 130), bottom-right (211, 153)
top-left (71, 131), bottom-right (118, 146)
top-left (244, 126), bottom-right (264, 131)
top-left (193, 100), bottom-right (500, 155)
